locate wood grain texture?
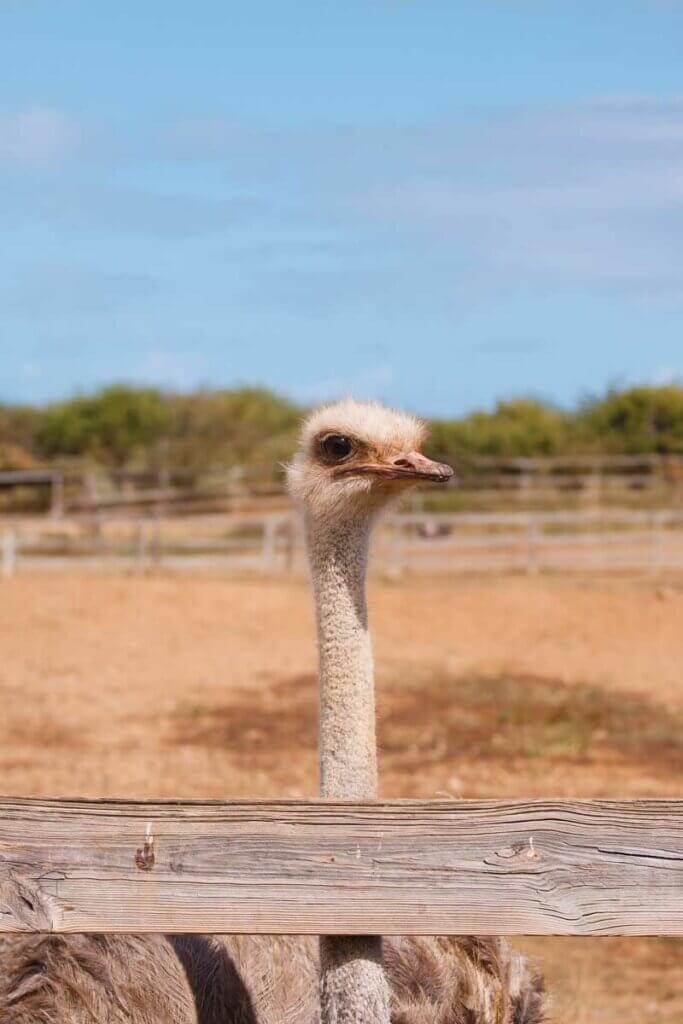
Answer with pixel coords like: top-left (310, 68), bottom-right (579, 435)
top-left (1, 798), bottom-right (682, 936)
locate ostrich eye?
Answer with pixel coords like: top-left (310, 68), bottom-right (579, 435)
top-left (321, 434), bottom-right (353, 460)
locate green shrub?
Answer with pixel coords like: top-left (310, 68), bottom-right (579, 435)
top-left (36, 385), bottom-right (171, 467)
top-left (430, 398), bottom-right (570, 462)
top-left (575, 386), bottom-right (683, 454)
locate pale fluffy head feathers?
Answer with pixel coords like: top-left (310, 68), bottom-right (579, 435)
top-left (287, 399), bottom-right (427, 521)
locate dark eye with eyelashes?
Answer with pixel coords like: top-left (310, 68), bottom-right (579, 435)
top-left (320, 434), bottom-right (353, 460)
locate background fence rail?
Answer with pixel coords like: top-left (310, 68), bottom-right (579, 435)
top-left (3, 454), bottom-right (683, 518)
top-left (3, 509), bottom-right (683, 576)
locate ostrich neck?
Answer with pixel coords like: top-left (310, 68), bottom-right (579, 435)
top-left (306, 511), bottom-right (377, 799)
top-left (306, 507), bottom-right (391, 1024)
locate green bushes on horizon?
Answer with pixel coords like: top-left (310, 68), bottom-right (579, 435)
top-left (573, 386), bottom-right (683, 455)
top-left (36, 386), bottom-right (172, 468)
top-left (430, 399), bottom-right (571, 461)
top-left (2, 383), bottom-right (683, 474)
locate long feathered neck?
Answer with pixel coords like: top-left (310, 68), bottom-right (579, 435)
top-left (305, 509), bottom-right (377, 798)
top-left (305, 506), bottom-right (391, 1024)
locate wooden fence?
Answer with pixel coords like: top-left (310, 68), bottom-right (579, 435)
top-left (3, 454), bottom-right (683, 517)
top-left (4, 509), bottom-right (683, 576)
top-left (385, 509), bottom-right (683, 575)
top-left (2, 797), bottom-right (682, 936)
top-left (2, 520), bottom-right (682, 940)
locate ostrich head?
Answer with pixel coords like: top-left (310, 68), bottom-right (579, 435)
top-left (287, 398), bottom-right (453, 523)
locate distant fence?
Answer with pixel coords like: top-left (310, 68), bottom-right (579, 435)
top-left (4, 508), bottom-right (683, 577)
top-left (384, 509), bottom-right (683, 575)
top-left (3, 453), bottom-right (683, 517)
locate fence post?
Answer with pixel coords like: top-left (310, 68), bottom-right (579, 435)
top-left (2, 529), bottom-right (17, 579)
top-left (135, 521), bottom-right (148, 572)
top-left (262, 517), bottom-right (277, 572)
top-left (151, 516), bottom-right (163, 567)
top-left (283, 515), bottom-right (296, 572)
top-left (517, 470), bottom-right (531, 504)
top-left (526, 517), bottom-right (540, 576)
top-left (649, 511), bottom-right (664, 577)
top-left (50, 473), bottom-right (65, 518)
top-left (585, 467), bottom-right (602, 510)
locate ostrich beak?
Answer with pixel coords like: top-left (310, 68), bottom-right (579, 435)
top-left (388, 451), bottom-right (454, 482)
top-left (337, 452), bottom-right (454, 483)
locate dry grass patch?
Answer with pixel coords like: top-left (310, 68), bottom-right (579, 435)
top-left (170, 667), bottom-right (683, 799)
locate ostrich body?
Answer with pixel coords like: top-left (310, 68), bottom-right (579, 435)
top-left (0, 933), bottom-right (542, 1024)
top-left (0, 400), bottom-right (545, 1024)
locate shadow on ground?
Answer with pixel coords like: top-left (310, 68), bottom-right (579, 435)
top-left (170, 667), bottom-right (683, 794)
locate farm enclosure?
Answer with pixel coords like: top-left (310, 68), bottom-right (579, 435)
top-left (0, 572), bottom-right (681, 1020)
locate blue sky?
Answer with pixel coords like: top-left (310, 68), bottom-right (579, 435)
top-left (1, 0), bottom-right (682, 416)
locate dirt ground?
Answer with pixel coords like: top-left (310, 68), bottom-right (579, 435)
top-left (1, 571), bottom-right (682, 1022)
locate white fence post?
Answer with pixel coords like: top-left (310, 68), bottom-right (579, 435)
top-left (135, 521), bottom-right (148, 572)
top-left (2, 529), bottom-right (17, 579)
top-left (283, 515), bottom-right (296, 572)
top-left (649, 511), bottom-right (664, 577)
top-left (153, 520), bottom-right (163, 567)
top-left (526, 517), bottom-right (540, 576)
top-left (262, 517), bottom-right (277, 571)
top-left (528, 520), bottom-right (540, 577)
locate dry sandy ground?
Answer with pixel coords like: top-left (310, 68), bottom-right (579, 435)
top-left (1, 572), bottom-right (682, 1022)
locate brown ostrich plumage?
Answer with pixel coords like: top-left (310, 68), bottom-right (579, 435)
top-left (0, 933), bottom-right (544, 1024)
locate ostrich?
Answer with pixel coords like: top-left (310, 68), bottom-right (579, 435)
top-left (0, 399), bottom-right (545, 1024)
top-left (286, 398), bottom-right (454, 1024)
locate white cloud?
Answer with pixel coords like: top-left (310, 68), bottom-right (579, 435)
top-left (3, 96), bottom-right (683, 302)
top-left (158, 97), bottom-right (683, 295)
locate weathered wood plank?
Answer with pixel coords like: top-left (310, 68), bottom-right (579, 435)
top-left (1, 798), bottom-right (682, 936)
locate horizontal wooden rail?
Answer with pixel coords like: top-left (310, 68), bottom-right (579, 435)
top-left (1, 798), bottom-right (682, 936)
